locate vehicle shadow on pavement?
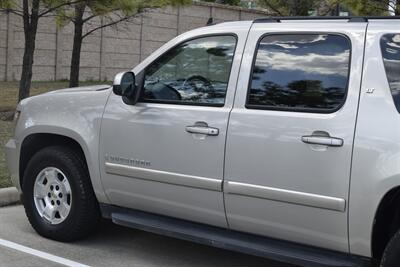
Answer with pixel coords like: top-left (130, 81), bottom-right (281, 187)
top-left (78, 219), bottom-right (292, 267)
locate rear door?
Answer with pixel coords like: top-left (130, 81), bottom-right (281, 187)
top-left (224, 21), bottom-right (367, 252)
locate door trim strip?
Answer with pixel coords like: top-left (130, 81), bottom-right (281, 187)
top-left (225, 181), bottom-right (346, 212)
top-left (105, 162), bottom-right (222, 191)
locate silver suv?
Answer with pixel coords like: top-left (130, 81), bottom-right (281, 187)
top-left (6, 16), bottom-right (400, 267)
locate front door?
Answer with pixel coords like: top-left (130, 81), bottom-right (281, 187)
top-left (99, 33), bottom-right (242, 227)
top-left (224, 22), bottom-right (367, 251)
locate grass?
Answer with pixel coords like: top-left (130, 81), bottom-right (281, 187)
top-left (0, 81), bottom-right (108, 188)
top-left (0, 120), bottom-right (13, 188)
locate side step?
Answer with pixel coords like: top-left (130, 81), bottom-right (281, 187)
top-left (100, 204), bottom-right (371, 267)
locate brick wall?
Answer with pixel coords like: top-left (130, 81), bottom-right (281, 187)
top-left (0, 2), bottom-right (271, 82)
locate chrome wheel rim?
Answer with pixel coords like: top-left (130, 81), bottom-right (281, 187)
top-left (33, 167), bottom-right (72, 225)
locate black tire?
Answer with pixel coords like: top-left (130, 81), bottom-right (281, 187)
top-left (22, 146), bottom-right (100, 242)
top-left (381, 229), bottom-right (400, 267)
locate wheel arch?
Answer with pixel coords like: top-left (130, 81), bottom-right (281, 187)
top-left (19, 130), bottom-right (91, 191)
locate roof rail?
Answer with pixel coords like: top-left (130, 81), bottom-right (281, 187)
top-left (253, 16), bottom-right (400, 23)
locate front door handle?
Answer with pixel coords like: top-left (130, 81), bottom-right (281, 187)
top-left (186, 125), bottom-right (219, 136)
top-left (301, 135), bottom-right (343, 147)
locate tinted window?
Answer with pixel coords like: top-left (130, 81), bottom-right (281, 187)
top-left (247, 34), bottom-right (351, 112)
top-left (142, 35), bottom-right (236, 106)
top-left (381, 34), bottom-right (400, 113)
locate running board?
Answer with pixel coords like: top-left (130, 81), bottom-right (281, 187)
top-left (100, 204), bottom-right (371, 267)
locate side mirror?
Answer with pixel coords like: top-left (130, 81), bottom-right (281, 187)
top-left (113, 71), bottom-right (139, 102)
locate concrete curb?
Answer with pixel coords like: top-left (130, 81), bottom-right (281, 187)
top-left (0, 187), bottom-right (20, 207)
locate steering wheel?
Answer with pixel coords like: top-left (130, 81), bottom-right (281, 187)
top-left (182, 75), bottom-right (215, 93)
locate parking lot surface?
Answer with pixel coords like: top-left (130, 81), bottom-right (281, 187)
top-left (0, 205), bottom-right (293, 267)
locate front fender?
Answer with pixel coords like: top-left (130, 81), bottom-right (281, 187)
top-left (13, 88), bottom-right (113, 204)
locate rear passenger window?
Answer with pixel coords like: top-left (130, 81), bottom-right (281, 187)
top-left (247, 34), bottom-right (351, 113)
top-left (381, 34), bottom-right (400, 113)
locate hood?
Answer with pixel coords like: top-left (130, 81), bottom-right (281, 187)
top-left (47, 84), bottom-right (111, 94)
top-left (18, 84), bottom-right (112, 110)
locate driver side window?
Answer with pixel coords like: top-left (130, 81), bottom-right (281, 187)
top-left (141, 35), bottom-right (237, 106)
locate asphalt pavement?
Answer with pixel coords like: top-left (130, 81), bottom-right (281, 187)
top-left (0, 205), bottom-right (292, 267)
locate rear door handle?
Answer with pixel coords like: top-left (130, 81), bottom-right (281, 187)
top-left (186, 125), bottom-right (219, 136)
top-left (301, 135), bottom-right (343, 147)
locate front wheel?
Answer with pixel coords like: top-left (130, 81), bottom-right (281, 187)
top-left (22, 146), bottom-right (100, 241)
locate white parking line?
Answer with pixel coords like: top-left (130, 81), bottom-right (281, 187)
top-left (0, 238), bottom-right (90, 267)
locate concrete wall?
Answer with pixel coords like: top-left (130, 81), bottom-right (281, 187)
top-left (0, 2), bottom-right (271, 82)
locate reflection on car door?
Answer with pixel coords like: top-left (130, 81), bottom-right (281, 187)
top-left (224, 23), bottom-right (366, 252)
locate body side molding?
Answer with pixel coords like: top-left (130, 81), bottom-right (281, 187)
top-left (105, 162), bottom-right (222, 191)
top-left (226, 181), bottom-right (346, 212)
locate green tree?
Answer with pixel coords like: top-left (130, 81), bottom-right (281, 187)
top-left (340, 0), bottom-right (395, 15)
top-left (0, 0), bottom-right (79, 101)
top-left (57, 0), bottom-right (189, 88)
top-left (257, 0), bottom-right (319, 16)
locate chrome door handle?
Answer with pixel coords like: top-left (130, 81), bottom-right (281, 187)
top-left (301, 135), bottom-right (343, 147)
top-left (185, 125), bottom-right (219, 136)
